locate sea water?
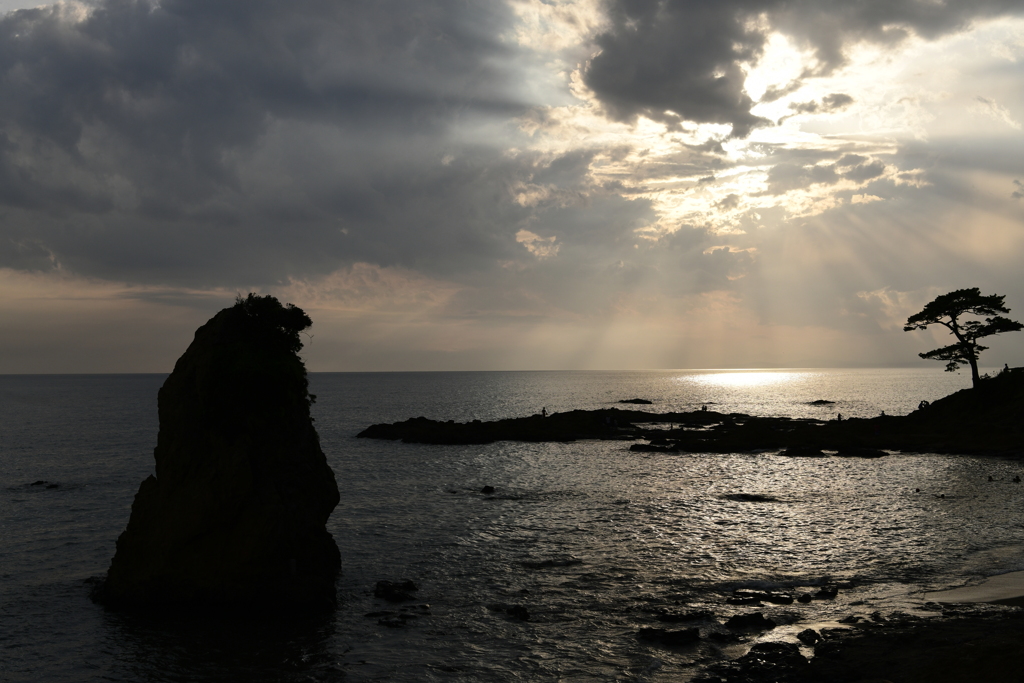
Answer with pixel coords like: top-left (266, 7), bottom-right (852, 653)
top-left (3, 369), bottom-right (1024, 682)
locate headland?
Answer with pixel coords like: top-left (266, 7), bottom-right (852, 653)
top-left (359, 366), bottom-right (1024, 455)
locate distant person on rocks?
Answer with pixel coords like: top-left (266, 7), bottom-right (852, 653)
top-left (541, 407), bottom-right (547, 418)
top-left (701, 405), bottom-right (707, 412)
top-left (837, 413), bottom-right (843, 421)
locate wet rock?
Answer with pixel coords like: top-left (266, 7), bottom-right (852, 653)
top-left (480, 485), bottom-right (495, 494)
top-left (815, 585), bottom-right (839, 600)
top-left (30, 480), bottom-right (46, 486)
top-left (737, 642), bottom-right (806, 672)
top-left (726, 596), bottom-right (762, 606)
top-left (637, 626), bottom-right (700, 646)
top-left (820, 627), bottom-right (855, 639)
top-left (619, 398), bottom-right (653, 404)
top-left (797, 593), bottom-right (813, 603)
top-left (99, 295), bottom-right (340, 612)
top-left (797, 628), bottom-right (821, 645)
top-left (375, 580), bottom-right (418, 602)
top-left (725, 612), bottom-right (776, 630)
top-left (838, 615), bottom-right (862, 624)
top-left (695, 642), bottom-right (806, 682)
top-left (808, 400), bottom-right (836, 405)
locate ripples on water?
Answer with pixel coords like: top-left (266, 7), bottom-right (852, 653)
top-left (3, 370), bottom-right (1023, 681)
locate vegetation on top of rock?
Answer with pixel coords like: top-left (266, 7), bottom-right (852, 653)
top-left (904, 288), bottom-right (1022, 388)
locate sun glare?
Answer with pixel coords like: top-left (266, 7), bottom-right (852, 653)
top-left (686, 370), bottom-right (803, 388)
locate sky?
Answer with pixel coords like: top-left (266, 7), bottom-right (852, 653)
top-left (1, 0), bottom-right (1023, 373)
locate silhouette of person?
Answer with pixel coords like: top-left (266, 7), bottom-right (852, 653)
top-left (837, 413), bottom-right (843, 421)
top-left (541, 407), bottom-right (547, 418)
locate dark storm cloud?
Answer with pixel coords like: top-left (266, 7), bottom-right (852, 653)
top-left (0, 0), bottom-right (539, 284)
top-left (584, 1), bottom-right (768, 138)
top-left (583, 0), bottom-right (1023, 137)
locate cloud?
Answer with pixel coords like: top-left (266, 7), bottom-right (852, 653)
top-left (777, 92), bottom-right (854, 122)
top-left (582, 0), bottom-right (1024, 138)
top-left (0, 0), bottom-right (542, 282)
top-left (972, 95), bottom-right (1022, 129)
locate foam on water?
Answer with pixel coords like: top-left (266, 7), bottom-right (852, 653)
top-left (2, 369), bottom-right (1021, 681)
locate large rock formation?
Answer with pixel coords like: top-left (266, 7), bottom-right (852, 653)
top-left (101, 294), bottom-right (341, 611)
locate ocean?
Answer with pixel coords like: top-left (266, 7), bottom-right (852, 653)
top-left (3, 368), bottom-right (1023, 681)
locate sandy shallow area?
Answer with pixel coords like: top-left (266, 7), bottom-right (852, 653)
top-left (924, 570), bottom-right (1024, 607)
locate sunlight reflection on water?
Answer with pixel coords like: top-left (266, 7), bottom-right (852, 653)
top-left (685, 370), bottom-right (805, 388)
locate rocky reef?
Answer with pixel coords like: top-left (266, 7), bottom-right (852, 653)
top-left (358, 367), bottom-right (1024, 455)
top-left (99, 295), bottom-right (341, 612)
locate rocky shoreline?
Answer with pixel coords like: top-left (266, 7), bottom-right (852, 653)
top-left (358, 367), bottom-right (1024, 455)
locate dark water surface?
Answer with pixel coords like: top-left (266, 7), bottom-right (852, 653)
top-left (3, 370), bottom-right (1023, 681)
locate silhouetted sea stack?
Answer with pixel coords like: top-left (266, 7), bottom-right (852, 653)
top-left (100, 295), bottom-right (341, 612)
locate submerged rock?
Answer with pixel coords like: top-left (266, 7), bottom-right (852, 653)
top-left (374, 580), bottom-right (418, 602)
top-left (100, 295), bottom-right (341, 612)
top-left (729, 589), bottom-right (793, 605)
top-left (506, 605), bottom-right (531, 621)
top-left (780, 446), bottom-right (827, 457)
top-left (722, 493), bottom-right (780, 503)
top-left (637, 626), bottom-right (700, 646)
top-left (814, 585), bottom-right (839, 600)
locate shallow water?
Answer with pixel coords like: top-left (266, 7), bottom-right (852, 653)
top-left (3, 369), bottom-right (1022, 681)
